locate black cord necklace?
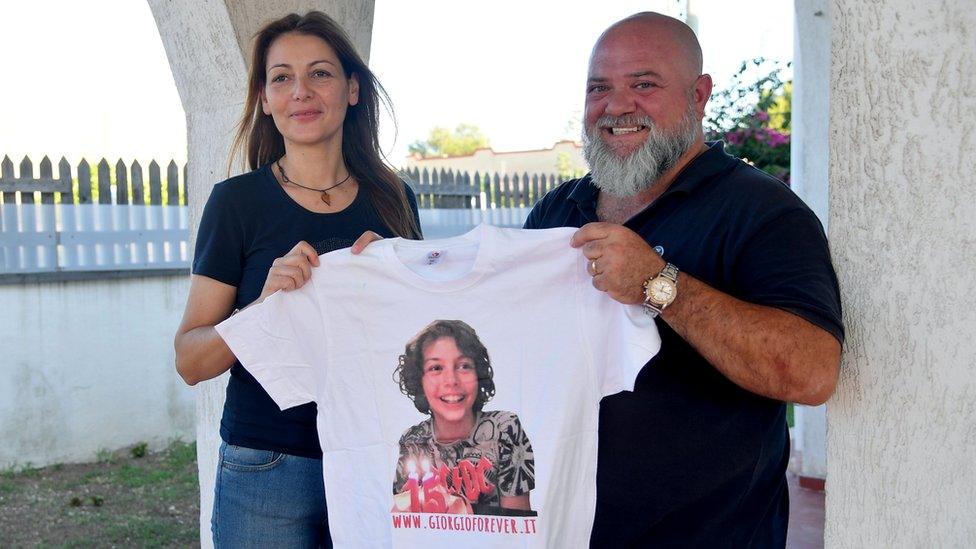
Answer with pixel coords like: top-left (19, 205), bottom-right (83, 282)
top-left (276, 159), bottom-right (351, 205)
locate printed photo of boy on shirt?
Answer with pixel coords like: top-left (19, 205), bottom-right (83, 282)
top-left (391, 320), bottom-right (536, 516)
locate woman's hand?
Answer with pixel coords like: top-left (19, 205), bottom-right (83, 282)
top-left (351, 230), bottom-right (384, 254)
top-left (258, 241), bottom-right (321, 302)
top-left (174, 240), bottom-right (321, 386)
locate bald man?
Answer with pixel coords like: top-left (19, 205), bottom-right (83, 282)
top-left (524, 12), bottom-right (843, 547)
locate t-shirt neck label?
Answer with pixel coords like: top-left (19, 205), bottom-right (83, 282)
top-left (425, 250), bottom-right (445, 266)
top-left (384, 224), bottom-right (496, 291)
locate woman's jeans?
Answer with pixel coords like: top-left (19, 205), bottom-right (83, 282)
top-left (212, 442), bottom-right (331, 548)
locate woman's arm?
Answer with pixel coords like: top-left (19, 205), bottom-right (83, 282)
top-left (174, 241), bottom-right (321, 385)
top-left (174, 275), bottom-right (238, 386)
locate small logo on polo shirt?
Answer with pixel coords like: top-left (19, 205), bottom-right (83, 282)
top-left (654, 245), bottom-right (665, 256)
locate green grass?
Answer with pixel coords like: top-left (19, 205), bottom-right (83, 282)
top-left (102, 514), bottom-right (190, 548)
top-left (166, 440), bottom-right (196, 467)
top-left (0, 440), bottom-right (199, 547)
top-left (0, 479), bottom-right (19, 494)
top-left (787, 403), bottom-right (795, 428)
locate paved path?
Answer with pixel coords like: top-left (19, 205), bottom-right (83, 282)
top-left (786, 470), bottom-right (825, 548)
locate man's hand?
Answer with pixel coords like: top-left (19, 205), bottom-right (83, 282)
top-left (571, 222), bottom-right (665, 304)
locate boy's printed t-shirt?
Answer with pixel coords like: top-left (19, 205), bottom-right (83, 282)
top-left (216, 225), bottom-right (659, 548)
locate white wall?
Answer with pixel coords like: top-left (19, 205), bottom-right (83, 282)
top-left (404, 141), bottom-right (586, 177)
top-left (0, 275), bottom-right (193, 469)
top-left (826, 0), bottom-right (976, 544)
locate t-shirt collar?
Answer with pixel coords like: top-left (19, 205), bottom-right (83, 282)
top-left (569, 141), bottom-right (736, 212)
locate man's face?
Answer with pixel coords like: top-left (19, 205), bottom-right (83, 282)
top-left (583, 24), bottom-right (705, 196)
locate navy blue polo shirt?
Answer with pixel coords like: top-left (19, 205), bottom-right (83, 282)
top-left (193, 164), bottom-right (419, 459)
top-left (525, 142), bottom-right (843, 547)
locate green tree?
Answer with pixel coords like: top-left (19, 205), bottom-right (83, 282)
top-left (704, 58), bottom-right (792, 183)
top-left (555, 152), bottom-right (585, 180)
top-left (765, 80), bottom-right (791, 132)
top-left (408, 123), bottom-right (490, 158)
top-left (704, 58), bottom-right (791, 136)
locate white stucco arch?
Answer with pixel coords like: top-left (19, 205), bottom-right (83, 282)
top-left (146, 2), bottom-right (374, 545)
top-left (145, 1), bottom-right (976, 545)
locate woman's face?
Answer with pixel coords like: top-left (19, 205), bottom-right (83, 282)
top-left (421, 337), bottom-right (479, 432)
top-left (261, 32), bottom-right (359, 149)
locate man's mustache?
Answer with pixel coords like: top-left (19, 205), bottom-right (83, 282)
top-left (591, 115), bottom-right (655, 129)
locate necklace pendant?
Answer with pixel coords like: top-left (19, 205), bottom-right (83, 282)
top-left (321, 191), bottom-right (331, 205)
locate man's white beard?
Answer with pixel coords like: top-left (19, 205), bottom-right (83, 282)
top-left (583, 105), bottom-right (699, 198)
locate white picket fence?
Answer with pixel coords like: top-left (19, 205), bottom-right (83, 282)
top-left (0, 203), bottom-right (189, 273)
top-left (0, 155), bottom-right (189, 274)
top-left (0, 156), bottom-right (542, 275)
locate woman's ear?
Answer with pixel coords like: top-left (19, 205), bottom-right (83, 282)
top-left (261, 88), bottom-right (271, 115)
top-left (347, 73), bottom-right (360, 107)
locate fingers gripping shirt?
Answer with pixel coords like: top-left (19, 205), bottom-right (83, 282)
top-left (216, 225), bottom-right (659, 549)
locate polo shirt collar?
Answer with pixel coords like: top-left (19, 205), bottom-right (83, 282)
top-left (568, 141), bottom-right (737, 213)
top-left (568, 173), bottom-right (599, 213)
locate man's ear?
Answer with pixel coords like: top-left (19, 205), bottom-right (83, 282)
top-left (694, 74), bottom-right (713, 117)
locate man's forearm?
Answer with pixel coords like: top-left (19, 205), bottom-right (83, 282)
top-left (662, 271), bottom-right (841, 405)
top-left (571, 222), bottom-right (841, 404)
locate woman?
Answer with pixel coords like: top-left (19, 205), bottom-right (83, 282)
top-left (174, 11), bottom-right (421, 547)
top-left (392, 320), bottom-right (536, 516)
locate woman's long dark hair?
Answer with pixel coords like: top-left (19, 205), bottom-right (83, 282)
top-left (230, 11), bottom-right (420, 239)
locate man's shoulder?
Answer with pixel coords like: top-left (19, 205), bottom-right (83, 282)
top-left (544, 174), bottom-right (591, 202)
top-left (708, 161), bottom-right (815, 221)
top-left (524, 175), bottom-right (593, 229)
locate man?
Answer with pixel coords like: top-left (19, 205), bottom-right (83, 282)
top-left (524, 12), bottom-right (843, 547)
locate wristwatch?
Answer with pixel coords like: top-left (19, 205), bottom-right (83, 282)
top-left (642, 263), bottom-right (679, 317)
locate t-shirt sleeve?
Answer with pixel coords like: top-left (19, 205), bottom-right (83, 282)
top-left (215, 276), bottom-right (325, 410)
top-left (192, 182), bottom-right (244, 286)
top-left (579, 261), bottom-right (661, 397)
top-left (733, 207), bottom-right (844, 342)
top-left (496, 412), bottom-right (535, 497)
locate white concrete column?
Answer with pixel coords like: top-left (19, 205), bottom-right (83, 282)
top-left (791, 0), bottom-right (831, 482)
top-left (146, 2), bottom-right (375, 545)
top-left (826, 0), bottom-right (976, 545)
top-left (791, 0), bottom-right (830, 225)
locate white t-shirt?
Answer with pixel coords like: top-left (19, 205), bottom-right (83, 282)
top-left (216, 225), bottom-right (659, 548)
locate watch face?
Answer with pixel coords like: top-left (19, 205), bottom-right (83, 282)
top-left (648, 279), bottom-right (676, 303)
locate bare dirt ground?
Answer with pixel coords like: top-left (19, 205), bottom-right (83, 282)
top-left (0, 441), bottom-right (199, 548)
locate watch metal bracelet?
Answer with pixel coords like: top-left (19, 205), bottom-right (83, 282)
top-left (660, 262), bottom-right (679, 283)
